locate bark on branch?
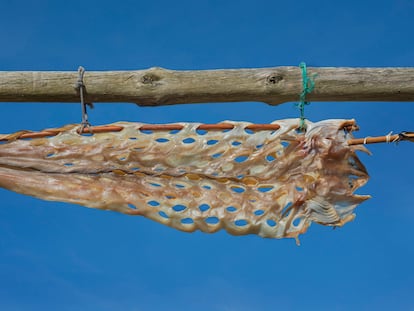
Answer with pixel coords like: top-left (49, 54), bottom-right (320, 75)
top-left (0, 66), bottom-right (413, 106)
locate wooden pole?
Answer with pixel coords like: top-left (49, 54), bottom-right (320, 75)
top-left (0, 67), bottom-right (413, 106)
top-left (348, 132), bottom-right (414, 145)
top-left (2, 121), bottom-right (412, 146)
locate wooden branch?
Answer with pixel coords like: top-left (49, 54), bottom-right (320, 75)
top-left (348, 132), bottom-right (414, 145)
top-left (0, 67), bottom-right (413, 106)
top-left (3, 122), bottom-right (413, 146)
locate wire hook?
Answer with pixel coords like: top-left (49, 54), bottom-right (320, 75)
top-left (75, 66), bottom-right (93, 133)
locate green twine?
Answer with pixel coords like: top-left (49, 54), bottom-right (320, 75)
top-left (296, 62), bottom-right (315, 131)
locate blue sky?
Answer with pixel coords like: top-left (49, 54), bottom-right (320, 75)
top-left (0, 0), bottom-right (413, 310)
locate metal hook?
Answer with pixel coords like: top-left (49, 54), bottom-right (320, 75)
top-left (75, 66), bottom-right (93, 133)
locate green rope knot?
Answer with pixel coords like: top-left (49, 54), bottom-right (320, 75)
top-left (296, 62), bottom-right (316, 131)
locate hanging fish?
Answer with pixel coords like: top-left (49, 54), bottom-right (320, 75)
top-left (0, 119), bottom-right (370, 243)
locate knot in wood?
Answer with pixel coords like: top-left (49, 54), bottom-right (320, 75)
top-left (141, 74), bottom-right (160, 85)
top-left (267, 74), bottom-right (284, 84)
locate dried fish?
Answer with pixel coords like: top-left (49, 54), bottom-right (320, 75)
top-left (0, 119), bottom-right (370, 242)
